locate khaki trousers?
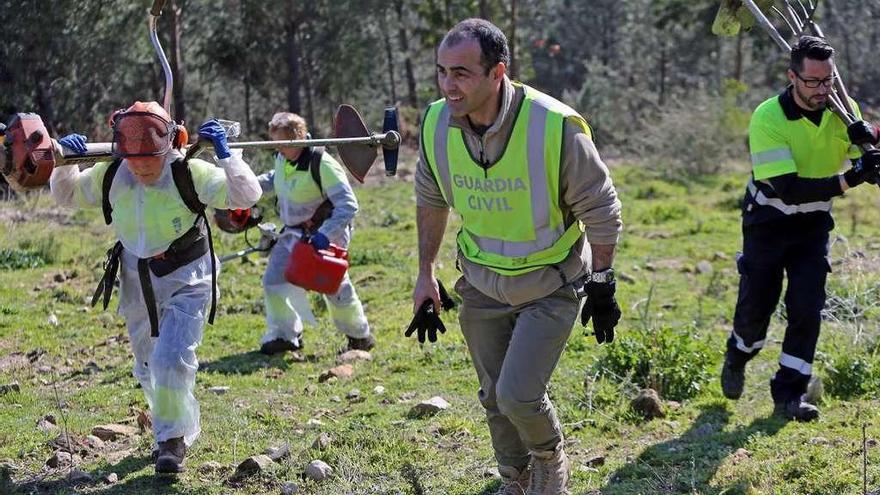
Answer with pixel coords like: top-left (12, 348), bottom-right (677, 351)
top-left (455, 276), bottom-right (578, 468)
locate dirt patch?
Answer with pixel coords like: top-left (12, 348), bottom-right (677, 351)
top-left (0, 208), bottom-right (79, 226)
top-left (0, 352), bottom-right (35, 373)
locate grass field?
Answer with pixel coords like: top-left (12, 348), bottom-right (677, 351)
top-left (3, 159), bottom-right (880, 494)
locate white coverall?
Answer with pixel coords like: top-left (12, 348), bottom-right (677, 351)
top-left (257, 149), bottom-right (370, 347)
top-left (50, 149), bottom-right (261, 446)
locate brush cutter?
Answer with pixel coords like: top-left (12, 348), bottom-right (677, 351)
top-left (0, 102), bottom-right (400, 193)
top-left (218, 222), bottom-right (280, 263)
top-left (1, 0), bottom-right (401, 192)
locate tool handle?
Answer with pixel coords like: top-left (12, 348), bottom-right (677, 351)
top-left (150, 0), bottom-right (166, 16)
top-left (742, 0), bottom-right (791, 52)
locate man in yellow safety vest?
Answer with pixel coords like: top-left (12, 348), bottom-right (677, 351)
top-left (412, 19), bottom-right (623, 495)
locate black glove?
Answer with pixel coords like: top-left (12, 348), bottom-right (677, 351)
top-left (848, 120), bottom-right (880, 147)
top-left (405, 280), bottom-right (455, 343)
top-left (405, 299), bottom-right (447, 343)
top-left (437, 279), bottom-right (456, 310)
top-left (843, 149), bottom-right (880, 188)
top-left (581, 277), bottom-right (621, 344)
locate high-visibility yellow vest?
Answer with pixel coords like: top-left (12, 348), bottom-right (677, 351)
top-left (422, 83), bottom-right (587, 275)
top-left (75, 157), bottom-right (227, 257)
top-left (273, 150), bottom-right (346, 224)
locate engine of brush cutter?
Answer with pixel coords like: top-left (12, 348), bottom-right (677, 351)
top-left (1, 113), bottom-right (57, 191)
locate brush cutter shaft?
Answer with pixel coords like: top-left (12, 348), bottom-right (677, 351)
top-left (151, 0), bottom-right (166, 16)
top-left (232, 132), bottom-right (400, 150)
top-left (149, 0), bottom-right (172, 112)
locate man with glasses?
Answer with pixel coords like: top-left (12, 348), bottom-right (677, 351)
top-left (720, 36), bottom-right (880, 421)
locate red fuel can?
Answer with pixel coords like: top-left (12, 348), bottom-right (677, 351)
top-left (284, 241), bottom-right (349, 294)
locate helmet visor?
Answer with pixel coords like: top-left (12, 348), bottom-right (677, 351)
top-left (112, 112), bottom-right (174, 158)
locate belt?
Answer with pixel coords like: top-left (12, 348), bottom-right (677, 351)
top-left (91, 224), bottom-right (212, 337)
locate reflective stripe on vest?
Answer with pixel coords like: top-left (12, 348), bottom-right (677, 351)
top-left (747, 178), bottom-right (832, 215)
top-left (422, 83), bottom-right (586, 275)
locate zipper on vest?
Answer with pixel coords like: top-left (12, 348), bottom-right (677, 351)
top-left (478, 138), bottom-right (488, 178)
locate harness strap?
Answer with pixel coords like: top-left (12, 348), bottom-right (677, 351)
top-left (137, 258), bottom-right (160, 337)
top-left (91, 241), bottom-right (123, 309)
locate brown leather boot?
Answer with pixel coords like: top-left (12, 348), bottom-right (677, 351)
top-left (155, 437), bottom-right (187, 474)
top-left (495, 464), bottom-right (530, 495)
top-left (528, 444), bottom-right (570, 495)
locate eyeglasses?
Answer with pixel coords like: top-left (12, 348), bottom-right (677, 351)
top-left (794, 71), bottom-right (837, 89)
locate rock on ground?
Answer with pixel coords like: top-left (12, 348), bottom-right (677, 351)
top-left (336, 350), bottom-right (372, 363)
top-left (91, 424), bottom-right (138, 442)
top-left (408, 396), bottom-right (450, 418)
top-left (305, 460), bottom-right (333, 481)
top-left (312, 433), bottom-right (333, 451)
top-left (318, 364), bottom-right (354, 382)
top-left (264, 443), bottom-right (291, 462)
top-left (231, 454), bottom-right (274, 480)
top-left (631, 389), bottom-right (665, 419)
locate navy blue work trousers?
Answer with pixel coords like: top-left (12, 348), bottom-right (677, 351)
top-left (726, 221), bottom-right (829, 403)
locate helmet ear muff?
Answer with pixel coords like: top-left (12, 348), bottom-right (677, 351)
top-left (108, 108), bottom-right (126, 129)
top-left (173, 123), bottom-right (188, 149)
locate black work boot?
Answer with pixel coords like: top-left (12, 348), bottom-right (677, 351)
top-left (773, 399), bottom-right (819, 422)
top-left (345, 334), bottom-right (375, 352)
top-left (259, 337), bottom-right (303, 355)
top-left (155, 437), bottom-right (187, 473)
top-left (720, 358), bottom-right (746, 400)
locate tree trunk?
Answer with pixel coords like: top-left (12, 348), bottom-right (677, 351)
top-left (285, 0), bottom-right (302, 113)
top-left (734, 31), bottom-right (743, 83)
top-left (34, 73), bottom-right (56, 136)
top-left (243, 68), bottom-right (252, 135)
top-left (168, 0), bottom-right (187, 122)
top-left (509, 0), bottom-right (517, 79)
top-left (395, 0), bottom-right (418, 110)
top-left (383, 8), bottom-right (398, 105)
top-left (479, 0), bottom-right (489, 20)
top-left (658, 39), bottom-right (667, 106)
top-left (301, 29), bottom-right (316, 127)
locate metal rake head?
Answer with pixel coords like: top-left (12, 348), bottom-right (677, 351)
top-left (771, 0), bottom-right (821, 40)
top-left (712, 0), bottom-right (819, 40)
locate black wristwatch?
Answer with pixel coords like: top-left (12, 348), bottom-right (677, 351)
top-left (589, 268), bottom-right (615, 284)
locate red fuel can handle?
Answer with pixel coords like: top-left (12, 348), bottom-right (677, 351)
top-left (284, 241), bottom-right (349, 294)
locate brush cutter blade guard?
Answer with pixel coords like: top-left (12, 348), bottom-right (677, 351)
top-left (334, 104), bottom-right (377, 183)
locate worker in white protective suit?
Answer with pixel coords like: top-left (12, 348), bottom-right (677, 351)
top-left (49, 101), bottom-right (262, 474)
top-left (256, 111), bottom-right (374, 355)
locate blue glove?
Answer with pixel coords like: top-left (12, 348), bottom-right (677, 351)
top-left (309, 232), bottom-right (330, 250)
top-left (59, 134), bottom-right (88, 154)
top-left (198, 119), bottom-right (231, 159)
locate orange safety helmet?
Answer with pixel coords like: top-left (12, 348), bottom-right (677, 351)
top-left (108, 101), bottom-right (188, 158)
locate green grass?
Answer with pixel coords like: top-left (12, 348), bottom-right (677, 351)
top-left (3, 162), bottom-right (880, 494)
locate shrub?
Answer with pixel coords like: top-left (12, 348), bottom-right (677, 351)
top-left (821, 350), bottom-right (880, 400)
top-left (590, 325), bottom-right (717, 401)
top-left (0, 248), bottom-right (48, 270)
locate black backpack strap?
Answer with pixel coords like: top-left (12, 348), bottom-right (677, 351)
top-left (170, 157), bottom-right (216, 326)
top-left (310, 146), bottom-right (325, 196)
top-left (101, 158), bottom-right (124, 225)
top-left (170, 158), bottom-right (206, 215)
